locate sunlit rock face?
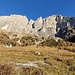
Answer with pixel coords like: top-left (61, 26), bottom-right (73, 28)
top-left (0, 14), bottom-right (75, 38)
top-left (0, 14), bottom-right (28, 32)
top-left (25, 19), bottom-right (35, 34)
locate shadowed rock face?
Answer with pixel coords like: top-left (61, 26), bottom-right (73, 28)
top-left (58, 26), bottom-right (75, 42)
top-left (0, 14), bottom-right (75, 41)
top-left (69, 36), bottom-right (75, 42)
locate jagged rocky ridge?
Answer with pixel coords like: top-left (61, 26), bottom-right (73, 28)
top-left (0, 14), bottom-right (75, 41)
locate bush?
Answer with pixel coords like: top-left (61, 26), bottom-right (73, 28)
top-left (47, 39), bottom-right (58, 47)
top-left (18, 66), bottom-right (49, 75)
top-left (20, 36), bottom-right (35, 46)
top-left (0, 63), bottom-right (16, 75)
top-left (40, 38), bottom-right (58, 47)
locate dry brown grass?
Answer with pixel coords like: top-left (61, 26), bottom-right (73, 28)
top-left (0, 46), bottom-right (75, 75)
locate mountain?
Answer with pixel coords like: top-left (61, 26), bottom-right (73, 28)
top-left (0, 14), bottom-right (75, 41)
top-left (0, 14), bottom-right (28, 32)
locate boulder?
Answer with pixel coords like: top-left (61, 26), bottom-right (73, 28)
top-left (34, 51), bottom-right (41, 55)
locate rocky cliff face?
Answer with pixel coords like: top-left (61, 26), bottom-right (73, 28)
top-left (0, 14), bottom-right (28, 32)
top-left (0, 14), bottom-right (75, 39)
top-left (59, 26), bottom-right (75, 42)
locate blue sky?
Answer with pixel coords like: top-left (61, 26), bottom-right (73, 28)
top-left (0, 0), bottom-right (75, 20)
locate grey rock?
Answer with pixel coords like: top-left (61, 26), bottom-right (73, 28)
top-left (0, 14), bottom-right (28, 32)
top-left (34, 51), bottom-right (41, 55)
top-left (60, 26), bottom-right (75, 42)
top-left (0, 14), bottom-right (75, 41)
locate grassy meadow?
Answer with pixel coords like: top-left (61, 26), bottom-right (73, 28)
top-left (0, 45), bottom-right (75, 75)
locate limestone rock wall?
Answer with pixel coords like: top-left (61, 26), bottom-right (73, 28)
top-left (0, 14), bottom-right (75, 38)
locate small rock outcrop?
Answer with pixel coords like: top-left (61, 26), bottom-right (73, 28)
top-left (34, 51), bottom-right (41, 55)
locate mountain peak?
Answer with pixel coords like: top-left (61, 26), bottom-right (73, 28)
top-left (0, 14), bottom-right (75, 38)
